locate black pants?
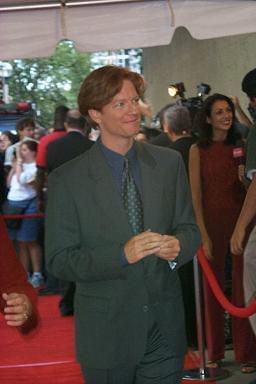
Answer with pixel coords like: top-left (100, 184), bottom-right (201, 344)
top-left (81, 321), bottom-right (184, 384)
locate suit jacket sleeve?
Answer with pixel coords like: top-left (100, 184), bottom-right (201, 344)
top-left (170, 152), bottom-right (201, 267)
top-left (45, 168), bottom-right (127, 283)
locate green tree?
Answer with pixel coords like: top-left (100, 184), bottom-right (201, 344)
top-left (8, 41), bottom-right (92, 129)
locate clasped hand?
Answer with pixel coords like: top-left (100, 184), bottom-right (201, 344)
top-left (124, 230), bottom-right (180, 264)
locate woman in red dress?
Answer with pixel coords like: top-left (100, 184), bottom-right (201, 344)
top-left (0, 214), bottom-right (38, 333)
top-left (189, 93), bottom-right (256, 372)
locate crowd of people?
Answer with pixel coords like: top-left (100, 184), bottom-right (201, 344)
top-left (1, 65), bottom-right (256, 383)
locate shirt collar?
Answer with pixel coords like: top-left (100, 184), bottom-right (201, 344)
top-left (98, 138), bottom-right (137, 168)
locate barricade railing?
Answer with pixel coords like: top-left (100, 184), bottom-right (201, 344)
top-left (1, 213), bottom-right (44, 220)
top-left (183, 246), bottom-right (256, 381)
top-left (197, 246), bottom-right (256, 317)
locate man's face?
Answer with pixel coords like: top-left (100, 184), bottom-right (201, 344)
top-left (18, 125), bottom-right (35, 140)
top-left (207, 100), bottom-right (233, 133)
top-left (90, 80), bottom-right (141, 143)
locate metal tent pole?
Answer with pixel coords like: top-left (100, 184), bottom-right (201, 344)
top-left (182, 255), bottom-right (229, 381)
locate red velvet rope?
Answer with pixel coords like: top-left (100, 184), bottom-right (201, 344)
top-left (2, 215), bottom-right (256, 318)
top-left (1, 213), bottom-right (44, 219)
top-left (197, 246), bottom-right (256, 318)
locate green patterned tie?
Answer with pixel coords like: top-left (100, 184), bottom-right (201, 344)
top-left (122, 157), bottom-right (144, 235)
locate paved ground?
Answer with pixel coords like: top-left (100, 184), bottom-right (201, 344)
top-left (184, 350), bottom-right (256, 383)
top-left (219, 350), bottom-right (256, 384)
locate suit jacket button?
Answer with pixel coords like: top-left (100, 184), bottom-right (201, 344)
top-left (143, 305), bottom-right (149, 312)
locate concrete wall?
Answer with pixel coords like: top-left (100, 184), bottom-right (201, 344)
top-left (142, 27), bottom-right (256, 119)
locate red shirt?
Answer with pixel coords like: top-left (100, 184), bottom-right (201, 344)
top-left (0, 215), bottom-right (39, 333)
top-left (36, 130), bottom-right (67, 168)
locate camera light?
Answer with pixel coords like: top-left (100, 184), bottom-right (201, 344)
top-left (168, 82), bottom-right (185, 98)
top-left (197, 83), bottom-right (211, 97)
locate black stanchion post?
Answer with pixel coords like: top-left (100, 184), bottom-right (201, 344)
top-left (182, 254), bottom-right (229, 381)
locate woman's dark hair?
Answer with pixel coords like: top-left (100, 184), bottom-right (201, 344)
top-left (197, 93), bottom-right (241, 148)
top-left (21, 140), bottom-right (38, 153)
top-left (2, 130), bottom-right (18, 145)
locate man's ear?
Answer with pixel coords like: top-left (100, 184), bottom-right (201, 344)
top-left (88, 109), bottom-right (101, 125)
top-left (163, 120), bottom-right (169, 133)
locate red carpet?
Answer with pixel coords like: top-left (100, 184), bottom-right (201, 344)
top-left (0, 295), bottom-right (211, 383)
top-left (0, 295), bottom-right (83, 383)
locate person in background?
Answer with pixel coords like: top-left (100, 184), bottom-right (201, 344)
top-left (0, 131), bottom-right (18, 207)
top-left (150, 103), bottom-right (175, 147)
top-left (0, 214), bottom-right (39, 333)
top-left (46, 109), bottom-right (93, 173)
top-left (0, 131), bottom-right (18, 157)
top-left (36, 105), bottom-right (69, 212)
top-left (35, 105), bottom-right (69, 295)
top-left (6, 140), bottom-right (43, 288)
top-left (135, 126), bottom-right (150, 142)
top-left (189, 93), bottom-right (256, 372)
top-left (0, 158), bottom-right (4, 208)
top-left (163, 104), bottom-right (198, 347)
top-left (242, 68), bottom-right (256, 125)
top-left (33, 124), bottom-right (48, 141)
top-left (36, 105), bottom-right (69, 170)
top-left (231, 96), bottom-right (253, 130)
top-left (46, 109), bottom-right (94, 316)
top-left (45, 65), bottom-right (200, 384)
top-left (4, 117), bottom-right (36, 173)
top-left (164, 104), bottom-right (197, 174)
top-left (231, 68), bottom-right (256, 383)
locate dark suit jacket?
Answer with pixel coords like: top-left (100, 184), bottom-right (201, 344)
top-left (150, 132), bottom-right (172, 147)
top-left (46, 131), bottom-right (93, 173)
top-left (45, 141), bottom-right (200, 369)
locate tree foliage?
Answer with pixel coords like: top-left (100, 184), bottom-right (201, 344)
top-left (8, 41), bottom-right (92, 129)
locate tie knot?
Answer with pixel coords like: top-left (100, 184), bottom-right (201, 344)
top-left (123, 157), bottom-right (130, 177)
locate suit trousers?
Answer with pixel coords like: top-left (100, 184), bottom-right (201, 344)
top-left (81, 312), bottom-right (184, 384)
top-left (244, 224), bottom-right (256, 335)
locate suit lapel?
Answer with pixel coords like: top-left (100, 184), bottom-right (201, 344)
top-left (136, 142), bottom-right (164, 231)
top-left (136, 143), bottom-right (166, 273)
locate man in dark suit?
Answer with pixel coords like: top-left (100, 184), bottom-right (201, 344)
top-left (46, 108), bottom-right (93, 173)
top-left (45, 66), bottom-right (200, 384)
top-left (46, 109), bottom-right (93, 315)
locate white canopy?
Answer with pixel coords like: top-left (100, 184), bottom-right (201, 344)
top-left (0, 0), bottom-right (256, 60)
